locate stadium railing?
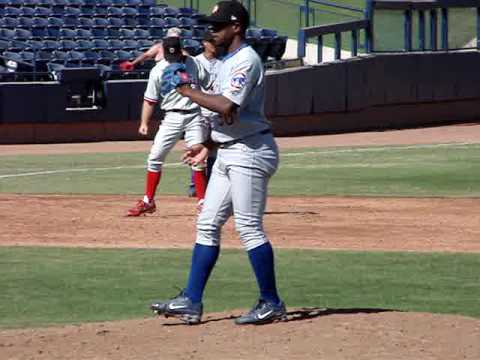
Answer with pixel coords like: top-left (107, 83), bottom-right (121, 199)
top-left (298, 0), bottom-right (480, 63)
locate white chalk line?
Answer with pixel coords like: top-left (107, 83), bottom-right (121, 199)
top-left (0, 162), bottom-right (184, 180)
top-left (0, 142), bottom-right (477, 180)
top-left (281, 142), bottom-right (478, 157)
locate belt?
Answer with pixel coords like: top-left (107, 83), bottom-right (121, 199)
top-left (167, 109), bottom-right (196, 114)
top-left (217, 129), bottom-right (271, 149)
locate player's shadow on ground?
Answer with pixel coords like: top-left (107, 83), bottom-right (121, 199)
top-left (265, 211), bottom-right (319, 215)
top-left (163, 307), bottom-right (395, 326)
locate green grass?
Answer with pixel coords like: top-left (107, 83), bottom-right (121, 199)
top-left (1, 143), bottom-right (479, 197)
top-left (0, 246), bottom-right (479, 329)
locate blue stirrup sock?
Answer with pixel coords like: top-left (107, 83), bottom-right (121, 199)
top-left (185, 243), bottom-right (220, 304)
top-left (247, 242), bottom-right (281, 305)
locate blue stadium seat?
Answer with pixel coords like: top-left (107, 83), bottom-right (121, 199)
top-left (79, 6), bottom-right (94, 17)
top-left (41, 39), bottom-right (60, 50)
top-left (123, 17), bottom-right (138, 28)
top-left (4, 6), bottom-right (21, 16)
top-left (137, 38), bottom-right (153, 50)
top-left (38, 0), bottom-right (53, 6)
top-left (148, 27), bottom-right (163, 39)
top-left (114, 49), bottom-right (131, 63)
top-left (92, 39), bottom-right (109, 50)
top-left (59, 28), bottom-right (77, 39)
top-left (7, 39), bottom-right (29, 52)
top-left (93, 17), bottom-right (110, 28)
top-left (107, 17), bottom-right (125, 28)
top-left (182, 38), bottom-right (201, 56)
top-left (191, 28), bottom-right (205, 40)
top-left (15, 29), bottom-right (33, 40)
top-left (59, 39), bottom-right (78, 51)
top-left (25, 39), bottom-right (43, 51)
top-left (121, 7), bottom-right (137, 17)
top-left (51, 4), bottom-right (65, 16)
top-left (181, 29), bottom-right (193, 39)
top-left (64, 7), bottom-right (81, 17)
top-left (32, 50), bottom-right (53, 71)
top-left (0, 28), bottom-right (15, 40)
top-left (20, 50), bottom-right (36, 63)
top-left (51, 50), bottom-right (67, 64)
top-left (2, 17), bottom-right (19, 28)
top-left (122, 39), bottom-right (138, 50)
top-left (34, 6), bottom-right (52, 17)
top-left (66, 0), bottom-right (85, 6)
top-left (3, 52), bottom-right (24, 65)
top-left (31, 26), bottom-right (48, 39)
top-left (93, 6), bottom-right (107, 17)
top-left (137, 17), bottom-right (151, 27)
top-left (82, 50), bottom-right (99, 65)
top-left (75, 39), bottom-right (94, 51)
top-left (163, 6), bottom-right (179, 18)
top-left (111, 0), bottom-right (127, 6)
top-left (7, 0), bottom-right (25, 6)
top-left (106, 6), bottom-right (122, 17)
top-left (178, 7), bottom-right (195, 17)
top-left (31, 17), bottom-right (48, 28)
top-left (83, 0), bottom-right (96, 5)
top-left (78, 17), bottom-right (94, 29)
top-left (149, 6), bottom-right (164, 17)
top-left (119, 28), bottom-right (135, 39)
top-left (107, 39), bottom-right (124, 50)
top-left (0, 40), bottom-right (10, 51)
top-left (106, 28), bottom-right (120, 38)
top-left (97, 49), bottom-right (116, 65)
top-left (47, 17), bottom-right (64, 28)
top-left (96, 0), bottom-right (112, 7)
top-left (20, 6), bottom-right (35, 16)
top-left (0, 0), bottom-right (7, 6)
top-left (126, 0), bottom-right (141, 6)
top-left (63, 17), bottom-right (79, 28)
top-left (65, 50), bottom-right (85, 66)
top-left (164, 17), bottom-right (180, 28)
top-left (140, 0), bottom-right (155, 6)
top-left (46, 27), bottom-right (60, 39)
top-left (178, 17), bottom-right (197, 29)
top-left (149, 17), bottom-right (165, 29)
top-left (92, 28), bottom-right (108, 38)
top-left (76, 29), bottom-right (92, 39)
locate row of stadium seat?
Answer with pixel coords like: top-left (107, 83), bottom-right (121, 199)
top-left (0, 5), bottom-right (198, 17)
top-left (0, 0), bottom-right (158, 7)
top-left (0, 16), bottom-right (202, 30)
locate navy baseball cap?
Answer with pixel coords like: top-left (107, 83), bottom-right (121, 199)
top-left (162, 36), bottom-right (183, 62)
top-left (200, 1), bottom-right (249, 28)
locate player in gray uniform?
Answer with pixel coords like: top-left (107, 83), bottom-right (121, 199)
top-left (188, 32), bottom-right (222, 200)
top-left (127, 37), bottom-right (210, 216)
top-left (150, 1), bottom-right (286, 325)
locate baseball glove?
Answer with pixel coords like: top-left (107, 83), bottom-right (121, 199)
top-left (119, 61), bottom-right (134, 72)
top-left (160, 63), bottom-right (192, 96)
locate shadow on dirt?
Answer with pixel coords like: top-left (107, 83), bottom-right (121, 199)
top-left (163, 307), bottom-right (396, 326)
top-left (283, 307), bottom-right (396, 322)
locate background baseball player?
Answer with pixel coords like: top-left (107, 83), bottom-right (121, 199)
top-left (127, 36), bottom-right (210, 217)
top-left (188, 32), bottom-right (222, 200)
top-left (150, 1), bottom-right (286, 325)
top-left (119, 28), bottom-right (184, 72)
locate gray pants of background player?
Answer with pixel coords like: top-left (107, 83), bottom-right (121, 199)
top-left (196, 132), bottom-right (279, 251)
top-left (148, 111), bottom-right (206, 172)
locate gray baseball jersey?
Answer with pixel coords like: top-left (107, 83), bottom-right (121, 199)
top-left (196, 44), bottom-right (279, 251)
top-left (210, 44), bottom-right (271, 143)
top-left (143, 56), bottom-right (210, 173)
top-left (144, 57), bottom-right (209, 111)
top-left (195, 53), bottom-right (221, 119)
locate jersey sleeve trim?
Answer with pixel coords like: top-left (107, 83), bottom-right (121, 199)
top-left (144, 96), bottom-right (159, 104)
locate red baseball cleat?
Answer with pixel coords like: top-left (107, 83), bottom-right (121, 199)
top-left (127, 200), bottom-right (156, 217)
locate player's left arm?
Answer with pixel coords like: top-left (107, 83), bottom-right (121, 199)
top-left (177, 59), bottom-right (258, 124)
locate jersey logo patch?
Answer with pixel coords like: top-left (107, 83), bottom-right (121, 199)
top-left (230, 72), bottom-right (247, 92)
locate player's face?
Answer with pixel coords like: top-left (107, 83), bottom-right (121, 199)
top-left (209, 22), bottom-right (237, 48)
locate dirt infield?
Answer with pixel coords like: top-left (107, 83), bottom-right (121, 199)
top-left (1, 124), bottom-right (480, 360)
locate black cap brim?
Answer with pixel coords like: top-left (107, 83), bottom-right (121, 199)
top-left (198, 14), bottom-right (232, 24)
